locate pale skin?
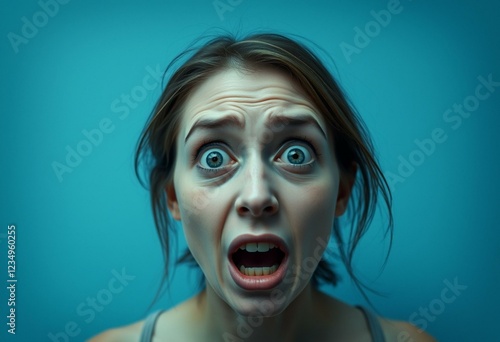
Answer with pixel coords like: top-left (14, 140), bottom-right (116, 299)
top-left (89, 67), bottom-right (435, 342)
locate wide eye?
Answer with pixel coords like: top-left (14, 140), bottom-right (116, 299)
top-left (199, 148), bottom-right (231, 169)
top-left (281, 145), bottom-right (313, 165)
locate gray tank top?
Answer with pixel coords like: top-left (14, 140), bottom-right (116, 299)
top-left (139, 306), bottom-right (386, 341)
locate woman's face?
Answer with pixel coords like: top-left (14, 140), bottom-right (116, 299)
top-left (167, 66), bottom-right (351, 316)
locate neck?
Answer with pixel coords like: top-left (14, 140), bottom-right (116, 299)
top-left (197, 283), bottom-right (323, 342)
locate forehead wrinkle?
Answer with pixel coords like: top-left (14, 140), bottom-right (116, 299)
top-left (187, 77), bottom-right (310, 109)
top-left (181, 69), bottom-right (326, 144)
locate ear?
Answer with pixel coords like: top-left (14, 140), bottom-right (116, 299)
top-left (335, 163), bottom-right (357, 217)
top-left (166, 182), bottom-right (181, 221)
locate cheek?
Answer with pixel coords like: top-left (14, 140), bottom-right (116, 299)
top-left (180, 187), bottom-right (218, 221)
top-left (295, 183), bottom-right (338, 223)
top-left (177, 186), bottom-right (224, 268)
top-left (289, 183), bottom-right (338, 249)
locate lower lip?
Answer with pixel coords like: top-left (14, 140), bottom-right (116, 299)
top-left (228, 256), bottom-right (288, 291)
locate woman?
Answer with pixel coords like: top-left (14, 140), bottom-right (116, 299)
top-left (90, 33), bottom-right (435, 341)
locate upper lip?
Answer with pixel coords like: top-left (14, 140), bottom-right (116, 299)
top-left (228, 233), bottom-right (289, 257)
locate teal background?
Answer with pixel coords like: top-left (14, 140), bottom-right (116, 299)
top-left (1, 0), bottom-right (499, 340)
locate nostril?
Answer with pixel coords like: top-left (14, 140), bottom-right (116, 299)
top-left (239, 207), bottom-right (250, 214)
top-left (237, 204), bottom-right (278, 217)
top-left (236, 196), bottom-right (279, 217)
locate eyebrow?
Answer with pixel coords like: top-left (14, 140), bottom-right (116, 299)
top-left (184, 113), bottom-right (327, 143)
top-left (266, 114), bottom-right (327, 139)
top-left (184, 114), bottom-right (244, 143)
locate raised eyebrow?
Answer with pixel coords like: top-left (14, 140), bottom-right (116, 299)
top-left (266, 114), bottom-right (327, 139)
top-left (184, 114), bottom-right (245, 143)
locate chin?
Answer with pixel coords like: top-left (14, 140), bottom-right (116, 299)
top-left (221, 284), bottom-right (298, 319)
top-left (230, 297), bottom-right (289, 318)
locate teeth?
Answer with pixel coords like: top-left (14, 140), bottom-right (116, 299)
top-left (246, 242), bottom-right (258, 252)
top-left (239, 264), bottom-right (279, 276)
top-left (257, 242), bottom-right (270, 252)
top-left (238, 242), bottom-right (277, 252)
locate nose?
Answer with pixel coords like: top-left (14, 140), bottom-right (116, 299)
top-left (235, 154), bottom-right (279, 218)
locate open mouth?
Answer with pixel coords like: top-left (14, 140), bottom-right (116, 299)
top-left (231, 242), bottom-right (286, 277)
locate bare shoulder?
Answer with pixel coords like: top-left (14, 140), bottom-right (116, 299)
top-left (88, 295), bottom-right (203, 342)
top-left (380, 318), bottom-right (436, 342)
top-left (86, 320), bottom-right (144, 342)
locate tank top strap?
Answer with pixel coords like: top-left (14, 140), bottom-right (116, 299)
top-left (139, 310), bottom-right (165, 342)
top-left (356, 306), bottom-right (386, 342)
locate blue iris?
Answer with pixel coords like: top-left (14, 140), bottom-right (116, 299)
top-left (206, 151), bottom-right (223, 168)
top-left (287, 148), bottom-right (305, 164)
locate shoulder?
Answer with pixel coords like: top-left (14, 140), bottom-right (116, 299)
top-left (87, 299), bottom-right (197, 342)
top-left (380, 319), bottom-right (436, 342)
top-left (87, 321), bottom-right (144, 342)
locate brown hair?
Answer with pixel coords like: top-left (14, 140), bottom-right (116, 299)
top-left (135, 33), bottom-right (393, 304)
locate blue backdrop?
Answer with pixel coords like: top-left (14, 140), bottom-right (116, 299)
top-left (1, 0), bottom-right (499, 341)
